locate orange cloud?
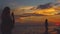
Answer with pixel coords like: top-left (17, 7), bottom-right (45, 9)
top-left (34, 7), bottom-right (58, 15)
top-left (13, 5), bottom-right (60, 15)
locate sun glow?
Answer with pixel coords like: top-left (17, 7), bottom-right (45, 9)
top-left (34, 7), bottom-right (58, 15)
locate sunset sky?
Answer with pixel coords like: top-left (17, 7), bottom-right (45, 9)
top-left (0, 0), bottom-right (60, 23)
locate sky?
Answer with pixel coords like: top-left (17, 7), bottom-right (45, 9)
top-left (0, 0), bottom-right (57, 9)
top-left (0, 0), bottom-right (60, 15)
top-left (0, 0), bottom-right (57, 14)
top-left (0, 0), bottom-right (60, 23)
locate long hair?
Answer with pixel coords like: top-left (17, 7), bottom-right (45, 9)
top-left (1, 7), bottom-right (12, 24)
top-left (1, 7), bottom-right (10, 17)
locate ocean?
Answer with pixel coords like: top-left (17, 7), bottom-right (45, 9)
top-left (0, 15), bottom-right (59, 34)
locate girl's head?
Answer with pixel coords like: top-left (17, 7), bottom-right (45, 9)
top-left (2, 7), bottom-right (10, 15)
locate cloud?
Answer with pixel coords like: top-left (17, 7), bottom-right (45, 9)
top-left (13, 6), bottom-right (35, 15)
top-left (36, 3), bottom-right (52, 9)
top-left (34, 8), bottom-right (58, 15)
top-left (13, 2), bottom-right (60, 15)
top-left (13, 6), bottom-right (58, 15)
top-left (20, 6), bottom-right (34, 10)
top-left (34, 2), bottom-right (60, 15)
top-left (15, 13), bottom-right (45, 17)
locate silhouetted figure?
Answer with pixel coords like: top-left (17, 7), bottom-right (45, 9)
top-left (1, 7), bottom-right (15, 34)
top-left (45, 19), bottom-right (48, 34)
top-left (11, 12), bottom-right (15, 29)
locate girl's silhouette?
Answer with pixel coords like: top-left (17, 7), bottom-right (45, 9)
top-left (1, 7), bottom-right (15, 34)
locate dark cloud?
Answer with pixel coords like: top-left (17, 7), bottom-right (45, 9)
top-left (37, 3), bottom-right (52, 9)
top-left (15, 13), bottom-right (45, 17)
